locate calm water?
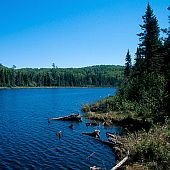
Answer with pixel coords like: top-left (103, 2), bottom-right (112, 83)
top-left (0, 88), bottom-right (121, 170)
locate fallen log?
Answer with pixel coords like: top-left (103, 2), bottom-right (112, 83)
top-left (82, 131), bottom-right (117, 147)
top-left (111, 155), bottom-right (128, 170)
top-left (106, 132), bottom-right (117, 139)
top-left (49, 113), bottom-right (82, 122)
top-left (100, 139), bottom-right (116, 147)
top-left (103, 120), bottom-right (112, 126)
top-left (92, 138), bottom-right (116, 147)
top-left (90, 166), bottom-right (101, 170)
top-left (82, 130), bottom-right (100, 138)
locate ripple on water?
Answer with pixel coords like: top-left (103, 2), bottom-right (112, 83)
top-left (0, 88), bottom-right (119, 170)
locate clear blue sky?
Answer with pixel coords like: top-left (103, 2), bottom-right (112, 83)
top-left (0, 0), bottom-right (169, 68)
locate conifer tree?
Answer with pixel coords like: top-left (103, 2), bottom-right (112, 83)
top-left (138, 3), bottom-right (161, 73)
top-left (124, 49), bottom-right (132, 77)
top-left (164, 6), bottom-right (170, 112)
top-left (133, 47), bottom-right (144, 76)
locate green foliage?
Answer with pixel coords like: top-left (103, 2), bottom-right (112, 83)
top-left (138, 3), bottom-right (161, 73)
top-left (119, 4), bottom-right (170, 117)
top-left (127, 124), bottom-right (170, 169)
top-left (0, 65), bottom-right (124, 87)
top-left (83, 11), bottom-right (169, 119)
top-left (137, 73), bottom-right (167, 117)
top-left (82, 4), bottom-right (170, 170)
top-left (83, 95), bottom-right (137, 116)
top-left (106, 96), bottom-right (136, 114)
top-left (124, 49), bottom-right (132, 77)
top-left (84, 4), bottom-right (170, 119)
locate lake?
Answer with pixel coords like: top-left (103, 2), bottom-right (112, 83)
top-left (0, 88), bottom-right (121, 170)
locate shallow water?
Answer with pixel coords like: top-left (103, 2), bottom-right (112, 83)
top-left (0, 88), bottom-right (121, 170)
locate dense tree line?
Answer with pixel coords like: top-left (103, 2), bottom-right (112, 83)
top-left (121, 3), bottom-right (170, 116)
top-left (86, 4), bottom-right (170, 117)
top-left (118, 5), bottom-right (170, 168)
top-left (82, 4), bottom-right (169, 169)
top-left (0, 65), bottom-right (124, 87)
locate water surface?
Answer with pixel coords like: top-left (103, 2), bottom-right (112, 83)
top-left (0, 88), bottom-right (120, 170)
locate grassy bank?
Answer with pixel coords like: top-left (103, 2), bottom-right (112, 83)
top-left (81, 3), bottom-right (170, 169)
top-left (126, 124), bottom-right (169, 170)
top-left (82, 97), bottom-right (170, 170)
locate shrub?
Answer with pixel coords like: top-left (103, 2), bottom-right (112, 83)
top-left (126, 124), bottom-right (170, 169)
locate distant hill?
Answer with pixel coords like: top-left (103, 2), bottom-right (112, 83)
top-left (0, 64), bottom-right (124, 87)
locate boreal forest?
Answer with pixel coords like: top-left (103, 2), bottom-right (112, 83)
top-left (82, 4), bottom-right (170, 169)
top-left (0, 2), bottom-right (169, 169)
top-left (0, 64), bottom-right (123, 87)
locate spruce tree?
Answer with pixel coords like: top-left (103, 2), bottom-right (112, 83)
top-left (164, 6), bottom-right (170, 113)
top-left (124, 49), bottom-right (132, 77)
top-left (133, 47), bottom-right (144, 76)
top-left (138, 3), bottom-right (161, 73)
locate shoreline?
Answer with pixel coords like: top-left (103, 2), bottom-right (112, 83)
top-left (83, 111), bottom-right (169, 169)
top-left (0, 86), bottom-right (114, 90)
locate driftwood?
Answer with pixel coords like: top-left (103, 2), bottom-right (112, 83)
top-left (106, 132), bottom-right (121, 140)
top-left (49, 113), bottom-right (82, 122)
top-left (91, 138), bottom-right (116, 147)
top-left (106, 132), bottom-right (117, 138)
top-left (100, 139), bottom-right (116, 147)
top-left (103, 120), bottom-right (112, 126)
top-left (90, 166), bottom-right (101, 170)
top-left (87, 152), bottom-right (95, 159)
top-left (106, 132), bottom-right (123, 146)
top-left (82, 130), bottom-right (100, 138)
top-left (111, 156), bottom-right (128, 170)
top-left (83, 131), bottom-right (118, 147)
top-left (56, 131), bottom-right (63, 139)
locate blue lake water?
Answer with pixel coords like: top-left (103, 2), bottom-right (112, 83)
top-left (0, 88), bottom-right (121, 170)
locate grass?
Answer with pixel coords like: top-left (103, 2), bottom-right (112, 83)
top-left (125, 123), bottom-right (170, 169)
top-left (82, 96), bottom-right (170, 169)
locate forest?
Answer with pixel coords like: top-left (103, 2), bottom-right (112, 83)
top-left (86, 4), bottom-right (170, 120)
top-left (83, 4), bottom-right (170, 169)
top-left (121, 4), bottom-right (170, 116)
top-left (0, 64), bottom-right (123, 87)
top-left (0, 2), bottom-right (169, 170)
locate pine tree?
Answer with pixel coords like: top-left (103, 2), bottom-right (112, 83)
top-left (165, 6), bottom-right (170, 80)
top-left (133, 47), bottom-right (144, 76)
top-left (164, 6), bottom-right (170, 113)
top-left (124, 49), bottom-right (132, 77)
top-left (138, 3), bottom-right (161, 73)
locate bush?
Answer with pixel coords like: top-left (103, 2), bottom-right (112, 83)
top-left (127, 124), bottom-right (170, 169)
top-left (137, 73), bottom-right (167, 118)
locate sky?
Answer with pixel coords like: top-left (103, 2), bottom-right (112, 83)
top-left (0, 0), bottom-right (169, 68)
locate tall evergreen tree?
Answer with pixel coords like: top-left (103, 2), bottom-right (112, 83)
top-left (138, 3), bottom-right (161, 73)
top-left (163, 6), bottom-right (170, 112)
top-left (165, 6), bottom-right (170, 79)
top-left (124, 49), bottom-right (132, 77)
top-left (133, 47), bottom-right (144, 76)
